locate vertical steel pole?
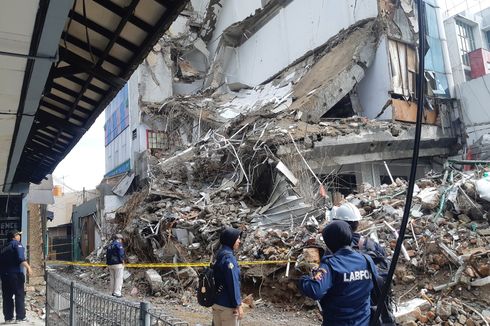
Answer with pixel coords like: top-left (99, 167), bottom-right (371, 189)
top-left (140, 302), bottom-right (150, 326)
top-left (45, 273), bottom-right (49, 326)
top-left (69, 281), bottom-right (75, 326)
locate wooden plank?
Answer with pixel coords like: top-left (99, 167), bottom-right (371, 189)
top-left (397, 42), bottom-right (409, 96)
top-left (392, 99), bottom-right (438, 125)
top-left (407, 46), bottom-right (417, 72)
top-left (389, 40), bottom-right (402, 95)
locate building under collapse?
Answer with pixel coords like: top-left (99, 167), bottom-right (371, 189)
top-left (101, 0), bottom-right (460, 198)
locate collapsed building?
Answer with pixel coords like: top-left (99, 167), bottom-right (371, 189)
top-left (98, 0), bottom-right (459, 197)
top-left (59, 1), bottom-right (490, 324)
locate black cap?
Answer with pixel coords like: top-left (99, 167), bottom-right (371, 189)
top-left (322, 220), bottom-right (352, 253)
top-left (220, 227), bottom-right (242, 248)
top-left (7, 229), bottom-right (22, 239)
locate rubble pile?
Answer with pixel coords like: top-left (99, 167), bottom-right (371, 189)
top-left (83, 113), bottom-right (489, 323)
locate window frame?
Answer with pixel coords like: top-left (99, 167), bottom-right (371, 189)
top-left (456, 20), bottom-right (476, 66)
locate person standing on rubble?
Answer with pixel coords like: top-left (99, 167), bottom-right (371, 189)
top-left (331, 202), bottom-right (396, 324)
top-left (298, 220), bottom-right (378, 326)
top-left (331, 203), bottom-right (387, 269)
top-left (106, 234), bottom-right (125, 298)
top-left (0, 229), bottom-right (32, 323)
top-left (212, 227), bottom-right (243, 326)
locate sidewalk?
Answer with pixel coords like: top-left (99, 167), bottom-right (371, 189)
top-left (0, 295), bottom-right (44, 325)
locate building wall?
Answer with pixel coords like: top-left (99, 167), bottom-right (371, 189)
top-left (445, 14), bottom-right (488, 87)
top-left (105, 65), bottom-right (174, 179)
top-left (47, 190), bottom-right (97, 228)
top-left (104, 83), bottom-right (131, 176)
top-left (458, 73), bottom-right (490, 144)
top-left (28, 203), bottom-right (44, 285)
top-left (215, 0), bottom-right (378, 87)
top-left (105, 128), bottom-right (131, 174)
top-left (445, 17), bottom-right (470, 87)
top-left (207, 0), bottom-right (263, 57)
top-left (358, 36), bottom-right (392, 120)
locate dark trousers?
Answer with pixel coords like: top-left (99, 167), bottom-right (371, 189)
top-left (1, 272), bottom-right (26, 321)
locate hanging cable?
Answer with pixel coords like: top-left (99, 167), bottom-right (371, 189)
top-left (371, 0), bottom-right (427, 324)
top-left (0, 112), bottom-right (36, 117)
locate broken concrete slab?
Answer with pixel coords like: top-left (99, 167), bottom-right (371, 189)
top-left (145, 269), bottom-right (163, 294)
top-left (288, 21), bottom-right (378, 122)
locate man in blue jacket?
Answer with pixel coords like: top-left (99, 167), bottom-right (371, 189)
top-left (298, 220), bottom-right (378, 326)
top-left (212, 227), bottom-right (243, 326)
top-left (332, 203), bottom-right (396, 324)
top-left (0, 230), bottom-right (32, 323)
top-left (331, 203), bottom-right (387, 270)
top-left (106, 234), bottom-right (125, 297)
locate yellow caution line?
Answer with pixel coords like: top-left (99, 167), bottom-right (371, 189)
top-left (46, 260), bottom-right (295, 268)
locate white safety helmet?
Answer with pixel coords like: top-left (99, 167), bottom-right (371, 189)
top-left (331, 202), bottom-right (362, 222)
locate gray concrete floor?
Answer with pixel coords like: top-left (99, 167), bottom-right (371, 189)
top-left (0, 297), bottom-right (44, 325)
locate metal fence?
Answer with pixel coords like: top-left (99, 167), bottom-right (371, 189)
top-left (46, 271), bottom-right (189, 326)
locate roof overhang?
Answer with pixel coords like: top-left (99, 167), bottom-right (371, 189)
top-left (2, 0), bottom-right (188, 192)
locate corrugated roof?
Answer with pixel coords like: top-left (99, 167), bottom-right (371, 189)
top-left (12, 0), bottom-right (188, 185)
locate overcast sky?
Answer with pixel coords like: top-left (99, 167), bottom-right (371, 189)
top-left (52, 113), bottom-right (105, 192)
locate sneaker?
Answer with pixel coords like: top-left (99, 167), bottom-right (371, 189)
top-left (15, 318), bottom-right (29, 322)
top-left (112, 293), bottom-right (122, 298)
top-left (4, 320), bottom-right (14, 324)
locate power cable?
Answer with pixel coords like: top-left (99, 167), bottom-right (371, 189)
top-left (371, 0), bottom-right (426, 324)
top-left (0, 112), bottom-right (36, 117)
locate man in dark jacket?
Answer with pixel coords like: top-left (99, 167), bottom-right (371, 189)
top-left (331, 203), bottom-right (387, 263)
top-left (0, 230), bottom-right (32, 323)
top-left (106, 234), bottom-right (125, 297)
top-left (298, 220), bottom-right (378, 326)
top-left (212, 227), bottom-right (242, 326)
top-left (332, 203), bottom-right (395, 324)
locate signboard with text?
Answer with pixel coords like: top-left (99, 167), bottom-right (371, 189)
top-left (0, 196), bottom-right (22, 247)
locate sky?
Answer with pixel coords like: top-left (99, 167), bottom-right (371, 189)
top-left (52, 113), bottom-right (105, 192)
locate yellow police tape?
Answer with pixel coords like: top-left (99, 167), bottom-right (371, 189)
top-left (46, 260), bottom-right (295, 268)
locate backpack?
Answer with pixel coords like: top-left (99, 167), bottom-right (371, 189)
top-left (197, 263), bottom-right (216, 307)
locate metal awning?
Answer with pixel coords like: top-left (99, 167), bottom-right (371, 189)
top-left (3, 0), bottom-right (187, 191)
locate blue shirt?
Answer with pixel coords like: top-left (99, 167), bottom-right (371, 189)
top-left (298, 247), bottom-right (377, 326)
top-left (213, 245), bottom-right (241, 308)
top-left (106, 240), bottom-right (125, 265)
top-left (0, 239), bottom-right (26, 273)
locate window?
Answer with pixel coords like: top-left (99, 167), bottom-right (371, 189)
top-left (104, 85), bottom-right (129, 146)
top-left (456, 20), bottom-right (476, 65)
top-left (147, 130), bottom-right (166, 149)
top-left (486, 31), bottom-right (490, 50)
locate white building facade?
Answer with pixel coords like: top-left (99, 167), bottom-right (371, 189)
top-left (444, 7), bottom-right (490, 147)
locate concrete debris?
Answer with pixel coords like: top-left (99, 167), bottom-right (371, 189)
top-left (83, 141), bottom-right (489, 320)
top-left (145, 269), bottom-right (164, 294)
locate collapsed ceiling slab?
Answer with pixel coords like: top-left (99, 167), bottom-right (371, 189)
top-left (288, 21), bottom-right (378, 122)
top-left (4, 0), bottom-right (189, 191)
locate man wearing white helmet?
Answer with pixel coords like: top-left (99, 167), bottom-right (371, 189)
top-left (331, 203), bottom-right (396, 325)
top-left (331, 202), bottom-right (386, 263)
